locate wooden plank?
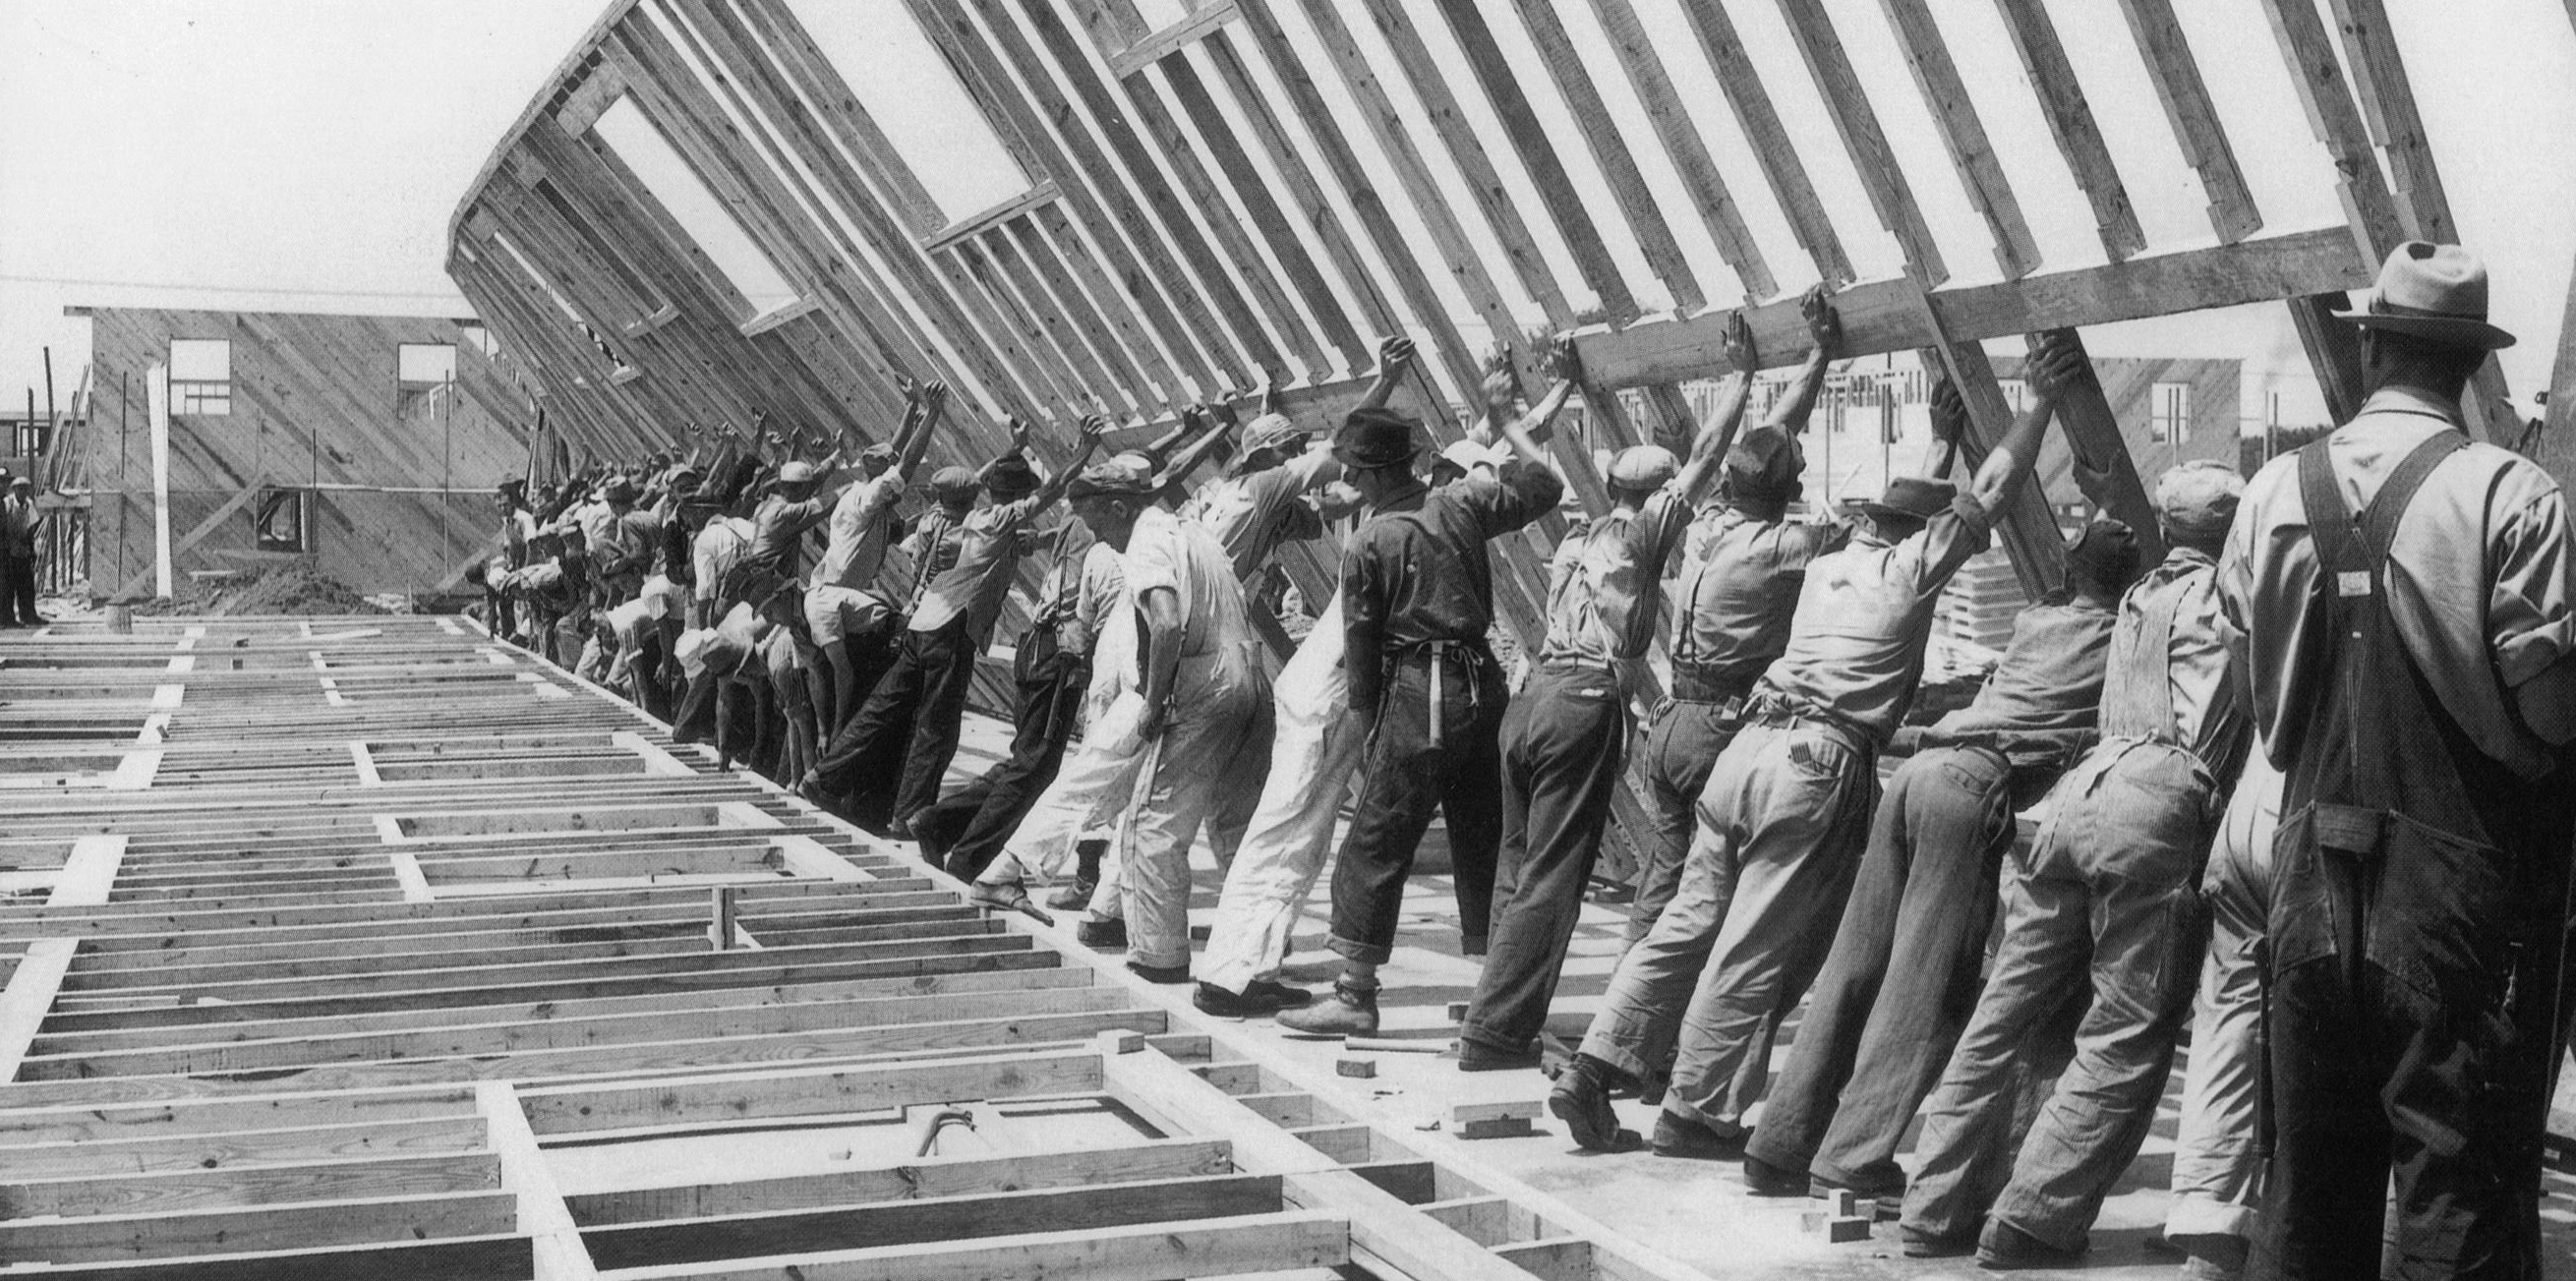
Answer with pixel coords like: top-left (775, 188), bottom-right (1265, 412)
top-left (1577, 0), bottom-right (1776, 300)
top-left (0, 1152), bottom-right (503, 1220)
top-left (584, 1172), bottom-right (1286, 1270)
top-left (563, 1136), bottom-right (1234, 1225)
top-left (1988, 0), bottom-right (2146, 263)
top-left (1108, 0), bottom-right (1243, 77)
top-left (109, 487), bottom-right (261, 603)
top-left (1874, 0), bottom-right (2042, 278)
top-left (2288, 293), bottom-right (2368, 425)
top-left (606, 1211), bottom-right (1347, 1281)
top-left (0, 1233), bottom-right (533, 1281)
top-left (1668, 0), bottom-right (1853, 285)
top-left (516, 1049), bottom-right (1102, 1135)
top-left (1912, 306), bottom-right (2066, 595)
top-left (0, 937), bottom-right (76, 1079)
top-left (2538, 259), bottom-right (2576, 489)
top-left (2112, 0), bottom-right (2261, 243)
top-left (2034, 329), bottom-right (2164, 561)
top-left (1579, 226), bottom-right (2373, 389)
top-left (0, 1191), bottom-right (517, 1265)
top-left (1769, 0), bottom-right (1948, 284)
top-left (0, 1116), bottom-right (492, 1181)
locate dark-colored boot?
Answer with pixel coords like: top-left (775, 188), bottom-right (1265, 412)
top-left (1076, 916), bottom-right (1129, 951)
top-left (1048, 839), bottom-right (1105, 910)
top-left (1548, 1053), bottom-right (1625, 1151)
top-left (1274, 978), bottom-right (1378, 1037)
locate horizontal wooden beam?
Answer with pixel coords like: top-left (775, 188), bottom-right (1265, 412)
top-left (921, 183), bottom-right (1064, 254)
top-left (1575, 227), bottom-right (2372, 389)
top-left (517, 1049), bottom-right (1102, 1135)
top-left (606, 1210), bottom-right (1347, 1281)
top-left (1108, 1), bottom-right (1242, 77)
top-left (564, 1136), bottom-right (1234, 1226)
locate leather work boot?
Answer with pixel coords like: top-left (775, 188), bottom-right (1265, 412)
top-left (1047, 839), bottom-right (1106, 910)
top-left (1548, 1053), bottom-right (1624, 1151)
top-left (1650, 1111), bottom-right (1745, 1160)
top-left (1076, 916), bottom-right (1129, 951)
top-left (1193, 980), bottom-right (1314, 1018)
top-left (965, 881), bottom-right (1053, 926)
top-left (1275, 979), bottom-right (1379, 1036)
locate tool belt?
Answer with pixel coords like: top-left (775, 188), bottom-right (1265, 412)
top-left (1386, 638), bottom-right (1493, 749)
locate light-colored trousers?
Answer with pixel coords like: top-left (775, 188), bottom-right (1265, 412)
top-left (2166, 751), bottom-right (2281, 1242)
top-left (1198, 653), bottom-right (1364, 993)
top-left (1118, 656), bottom-right (1266, 969)
top-left (979, 694), bottom-right (1148, 888)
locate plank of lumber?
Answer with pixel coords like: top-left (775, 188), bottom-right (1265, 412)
top-left (0, 1152), bottom-right (502, 1220)
top-left (563, 1136), bottom-right (1234, 1226)
top-left (0, 1232), bottom-right (533, 1280)
top-left (1669, 0), bottom-right (1852, 284)
top-left (0, 1116), bottom-right (491, 1181)
top-left (0, 1086), bottom-right (482, 1144)
top-left (109, 486), bottom-right (263, 603)
top-left (0, 938), bottom-right (76, 1078)
top-left (2111, 0), bottom-right (2261, 242)
top-left (1769, 0), bottom-right (1948, 284)
top-left (1578, 227), bottom-right (2372, 390)
top-left (0, 1190), bottom-right (516, 1264)
top-left (516, 1049), bottom-right (1102, 1135)
top-left (1578, 0), bottom-right (1774, 299)
top-left (1874, 0), bottom-right (2040, 278)
top-left (1988, 0), bottom-right (2145, 262)
top-left (2031, 329), bottom-right (2164, 562)
top-left (1107, 0), bottom-right (1241, 77)
top-left (605, 1211), bottom-right (1348, 1281)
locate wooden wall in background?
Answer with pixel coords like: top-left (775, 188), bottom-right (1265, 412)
top-left (78, 307), bottom-right (538, 599)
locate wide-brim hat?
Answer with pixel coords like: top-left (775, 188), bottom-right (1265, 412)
top-left (1333, 407), bottom-right (1421, 469)
top-left (1242, 412), bottom-right (1308, 455)
top-left (2334, 241), bottom-right (2515, 350)
top-left (985, 453), bottom-right (1041, 498)
top-left (1839, 475), bottom-right (1956, 525)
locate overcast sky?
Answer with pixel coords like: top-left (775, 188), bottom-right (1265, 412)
top-left (3, 0), bottom-right (2570, 432)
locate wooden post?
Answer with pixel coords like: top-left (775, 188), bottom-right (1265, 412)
top-left (709, 883), bottom-right (737, 951)
top-left (2533, 256), bottom-right (2576, 490)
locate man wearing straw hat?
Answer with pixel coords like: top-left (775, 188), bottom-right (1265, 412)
top-left (2223, 242), bottom-right (2576, 1279)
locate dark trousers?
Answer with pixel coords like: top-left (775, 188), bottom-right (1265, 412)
top-left (630, 630), bottom-right (675, 723)
top-left (1748, 744), bottom-right (2015, 1190)
top-left (1328, 649), bottom-right (1506, 965)
top-left (0, 553), bottom-right (34, 626)
top-left (1632, 699), bottom-right (1745, 943)
top-left (811, 628), bottom-right (901, 741)
top-left (1461, 664), bottom-right (1628, 1053)
top-left (812, 618), bottom-right (977, 828)
top-left (909, 631), bottom-right (1088, 881)
top-left (2255, 802), bottom-right (2573, 1280)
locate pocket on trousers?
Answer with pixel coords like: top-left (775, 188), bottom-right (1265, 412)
top-left (2266, 808), bottom-right (2341, 975)
top-left (2365, 815), bottom-right (2512, 1008)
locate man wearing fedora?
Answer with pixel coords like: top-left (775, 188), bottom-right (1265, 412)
top-left (2223, 242), bottom-right (2576, 1280)
top-left (804, 416), bottom-right (1106, 835)
top-left (1552, 334), bottom-right (2084, 1156)
top-left (1273, 339), bottom-right (1575, 1037)
top-left (1455, 292), bottom-right (1839, 1074)
top-left (1897, 457), bottom-right (2250, 1266)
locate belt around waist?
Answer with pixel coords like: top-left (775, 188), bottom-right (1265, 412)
top-left (1669, 665), bottom-right (1757, 704)
top-left (1386, 639), bottom-right (1494, 665)
top-left (1744, 693), bottom-right (1871, 747)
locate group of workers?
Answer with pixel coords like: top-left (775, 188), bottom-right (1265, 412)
top-left (475, 241), bottom-right (2572, 1281)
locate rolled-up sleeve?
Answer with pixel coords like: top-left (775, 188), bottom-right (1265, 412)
top-left (1468, 460), bottom-right (1565, 537)
top-left (2490, 482), bottom-right (2576, 687)
top-left (1898, 495), bottom-right (1996, 595)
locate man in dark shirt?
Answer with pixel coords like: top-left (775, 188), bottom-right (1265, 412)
top-left (1742, 518), bottom-right (2139, 1201)
top-left (1275, 342), bottom-right (1571, 1038)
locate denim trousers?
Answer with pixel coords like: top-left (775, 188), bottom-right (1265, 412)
top-left (1461, 664), bottom-right (1629, 1054)
top-left (1579, 718), bottom-right (1877, 1135)
top-left (1747, 743), bottom-right (2016, 1190)
top-left (1902, 738), bottom-right (2215, 1253)
top-left (2166, 751), bottom-right (2280, 1244)
top-left (909, 631), bottom-right (1088, 881)
top-left (812, 618), bottom-right (976, 827)
top-left (1629, 700), bottom-right (1745, 944)
top-left (1327, 652), bottom-right (1507, 964)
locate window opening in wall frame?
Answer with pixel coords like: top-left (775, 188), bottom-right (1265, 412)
top-left (254, 488), bottom-right (310, 553)
top-left (2150, 381), bottom-right (2191, 443)
top-left (780, 0), bottom-right (1037, 235)
top-left (532, 179), bottom-right (676, 333)
top-left (396, 344), bottom-right (458, 422)
top-left (490, 231), bottom-right (637, 379)
top-left (590, 95), bottom-right (802, 323)
top-left (169, 339), bottom-right (232, 416)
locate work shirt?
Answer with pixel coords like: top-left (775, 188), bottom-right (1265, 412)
top-left (1124, 505), bottom-right (1261, 698)
top-left (498, 507), bottom-right (541, 571)
top-left (2222, 386), bottom-right (2576, 781)
top-left (1916, 598), bottom-right (2116, 779)
top-left (1537, 485), bottom-right (1694, 668)
top-left (813, 469), bottom-right (908, 591)
top-left (746, 492), bottom-right (830, 581)
top-left (1, 493), bottom-right (39, 557)
top-left (1753, 495), bottom-right (1993, 744)
top-left (1183, 444), bottom-right (1337, 580)
top-left (691, 517), bottom-right (755, 606)
top-left (588, 506), bottom-right (658, 576)
top-left (1031, 521), bottom-right (1120, 658)
top-left (1671, 508), bottom-right (1849, 693)
top-left (908, 491), bottom-right (1049, 640)
top-left (2107, 547), bottom-right (2245, 779)
top-left (1343, 459), bottom-right (1564, 713)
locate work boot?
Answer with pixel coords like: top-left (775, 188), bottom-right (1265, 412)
top-left (1127, 959), bottom-right (1191, 984)
top-left (1548, 1053), bottom-right (1624, 1151)
top-left (1275, 978), bottom-right (1378, 1037)
top-left (1076, 917), bottom-right (1129, 951)
top-left (1738, 1152), bottom-right (1808, 1196)
top-left (1976, 1220), bottom-right (2084, 1269)
top-left (1047, 840), bottom-right (1106, 910)
top-left (2168, 1233), bottom-right (2247, 1281)
top-left (1456, 1037), bottom-right (1543, 1073)
top-left (1650, 1111), bottom-right (1744, 1161)
top-left (1193, 979), bottom-right (1313, 1018)
top-left (966, 881), bottom-right (1053, 926)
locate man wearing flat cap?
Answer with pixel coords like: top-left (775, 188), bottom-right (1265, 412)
top-left (806, 416), bottom-right (1105, 835)
top-left (2221, 243), bottom-right (2576, 1278)
top-left (807, 382), bottom-right (948, 737)
top-left (1553, 334), bottom-right (2084, 1160)
top-left (1744, 513), bottom-right (2141, 1205)
top-left (1456, 293), bottom-right (1842, 1075)
top-left (1274, 338), bottom-right (1576, 1037)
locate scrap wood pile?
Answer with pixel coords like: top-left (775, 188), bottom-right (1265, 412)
top-left (126, 561), bottom-right (385, 616)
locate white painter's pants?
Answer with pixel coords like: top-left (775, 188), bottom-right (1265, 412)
top-left (1198, 610), bottom-right (1359, 993)
top-left (1117, 653), bottom-right (1265, 970)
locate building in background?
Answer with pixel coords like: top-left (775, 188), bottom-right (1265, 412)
top-left (71, 307), bottom-right (537, 601)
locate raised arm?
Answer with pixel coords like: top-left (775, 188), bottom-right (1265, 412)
top-left (1029, 415), bottom-right (1110, 509)
top-left (1966, 334), bottom-right (2080, 513)
top-left (1354, 336), bottom-right (1416, 413)
top-left (1153, 402), bottom-right (1240, 494)
top-left (1139, 404), bottom-right (1202, 465)
top-left (894, 380), bottom-right (946, 478)
top-left (1762, 283), bottom-right (1841, 438)
top-left (1490, 336), bottom-right (1579, 470)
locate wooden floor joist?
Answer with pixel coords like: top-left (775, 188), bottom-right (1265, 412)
top-left (0, 614), bottom-right (1705, 1281)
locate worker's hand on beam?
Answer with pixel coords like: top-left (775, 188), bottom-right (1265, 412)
top-left (1078, 414), bottom-right (1111, 446)
top-left (2024, 331), bottom-right (2088, 404)
top-left (1207, 392), bottom-right (1242, 430)
top-left (1377, 334), bottom-right (1416, 378)
top-left (1801, 283), bottom-right (1843, 358)
top-left (1482, 342), bottom-right (1521, 415)
top-left (1008, 415), bottom-right (1033, 454)
top-left (1548, 333), bottom-right (1583, 386)
top-left (1722, 310), bottom-right (1757, 375)
top-left (1930, 378), bottom-right (1970, 448)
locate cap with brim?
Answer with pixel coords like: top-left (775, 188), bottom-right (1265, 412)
top-left (1242, 412), bottom-right (1308, 454)
top-left (1610, 444), bottom-right (1679, 491)
top-left (2334, 241), bottom-right (2516, 350)
top-left (2063, 518), bottom-right (2141, 588)
top-left (603, 476), bottom-right (638, 503)
top-left (495, 478), bottom-right (525, 495)
top-left (775, 461), bottom-right (819, 486)
top-left (674, 629), bottom-right (749, 678)
top-left (1333, 407), bottom-right (1420, 469)
top-left (1068, 456), bottom-right (1158, 499)
top-left (7, 477), bottom-right (30, 490)
top-left (931, 466), bottom-right (980, 502)
top-left (1839, 475), bottom-right (1956, 524)
top-left (1725, 427), bottom-right (1802, 498)
top-left (2155, 459), bottom-right (2245, 541)
top-left (985, 454), bottom-right (1041, 498)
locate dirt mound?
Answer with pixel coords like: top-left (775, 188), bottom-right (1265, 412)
top-left (128, 562), bottom-right (386, 616)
